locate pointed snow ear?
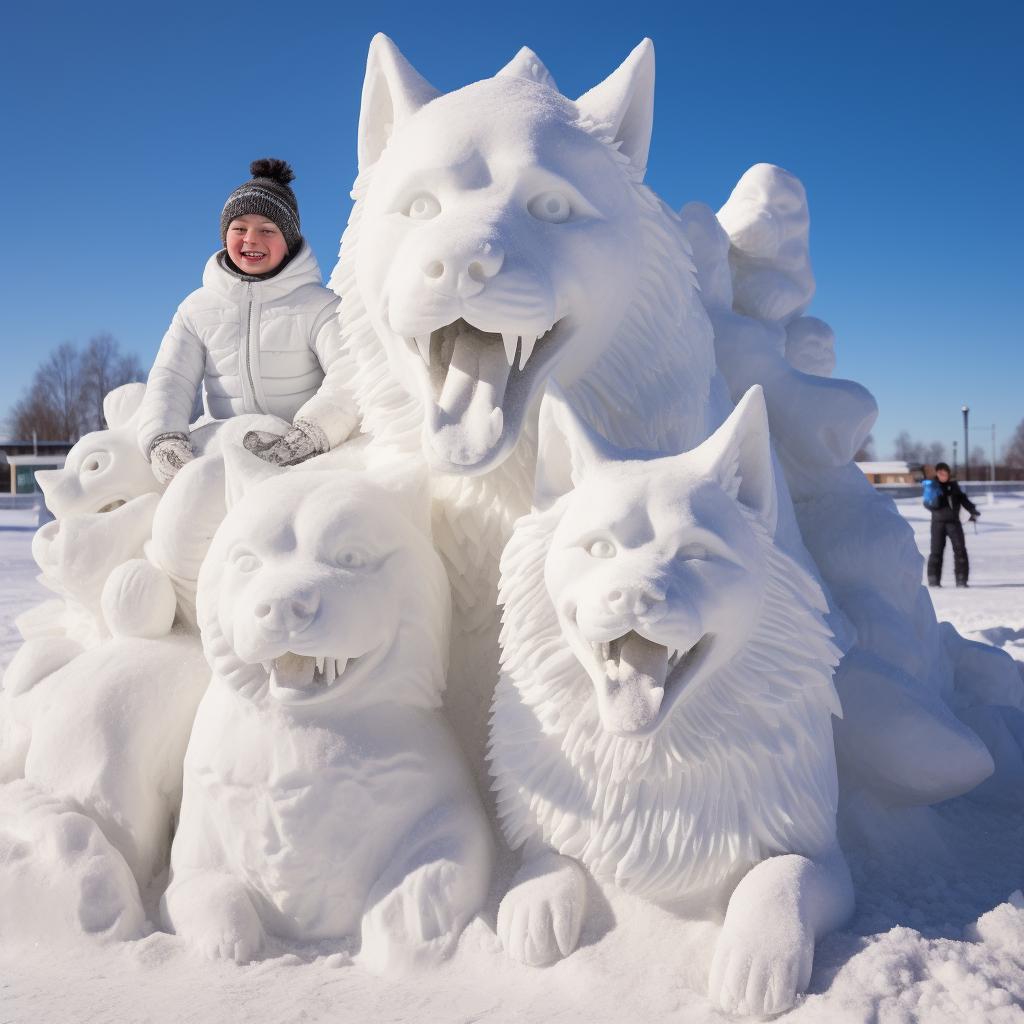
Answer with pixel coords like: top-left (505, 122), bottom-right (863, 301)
top-left (689, 386), bottom-right (778, 534)
top-left (575, 39), bottom-right (655, 177)
top-left (364, 453), bottom-right (433, 540)
top-left (358, 34), bottom-right (442, 171)
top-left (102, 382), bottom-right (147, 430)
top-left (496, 47), bottom-right (559, 92)
top-left (534, 382), bottom-right (620, 511)
top-left (222, 444), bottom-right (286, 510)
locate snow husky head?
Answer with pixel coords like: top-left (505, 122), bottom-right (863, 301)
top-left (330, 34), bottom-right (714, 476)
top-left (197, 447), bottom-right (450, 710)
top-left (35, 383), bottom-right (162, 519)
top-left (490, 386), bottom-right (842, 898)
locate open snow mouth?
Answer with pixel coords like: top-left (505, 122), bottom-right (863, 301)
top-left (403, 316), bottom-right (572, 473)
top-left (579, 628), bottom-right (717, 736)
top-left (263, 644), bottom-right (387, 706)
top-left (95, 499), bottom-right (126, 514)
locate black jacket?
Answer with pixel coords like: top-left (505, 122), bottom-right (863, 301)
top-left (931, 479), bottom-right (978, 521)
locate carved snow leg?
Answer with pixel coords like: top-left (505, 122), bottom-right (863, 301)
top-left (708, 840), bottom-right (854, 1017)
top-left (497, 844), bottom-right (588, 967)
top-left (161, 871), bottom-right (265, 963)
top-left (359, 803), bottom-right (493, 973)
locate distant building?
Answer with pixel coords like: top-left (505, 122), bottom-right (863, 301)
top-left (856, 461), bottom-right (925, 486)
top-left (0, 441), bottom-right (72, 494)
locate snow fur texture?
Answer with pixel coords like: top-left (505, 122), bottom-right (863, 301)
top-left (163, 447), bottom-right (492, 968)
top-left (490, 386), bottom-right (842, 900)
top-left (327, 35), bottom-right (719, 623)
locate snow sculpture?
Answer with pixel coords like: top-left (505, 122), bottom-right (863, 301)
top-left (329, 34), bottom-right (720, 624)
top-left (162, 447), bottom-right (493, 967)
top-left (0, 780), bottom-right (147, 943)
top-left (329, 34), bottom-right (733, 790)
top-left (489, 386), bottom-right (854, 1015)
top-left (680, 172), bottom-right (1021, 815)
top-left (26, 383), bottom-right (166, 646)
top-left (147, 411), bottom-right (290, 631)
top-left (2, 633), bottom-right (209, 886)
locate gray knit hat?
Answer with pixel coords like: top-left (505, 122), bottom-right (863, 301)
top-left (220, 159), bottom-right (302, 255)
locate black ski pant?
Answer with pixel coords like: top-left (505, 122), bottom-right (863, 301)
top-left (928, 518), bottom-right (968, 584)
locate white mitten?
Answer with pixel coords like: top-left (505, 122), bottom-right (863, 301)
top-left (149, 432), bottom-right (197, 484)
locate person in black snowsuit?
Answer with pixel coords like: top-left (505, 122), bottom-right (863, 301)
top-left (927, 462), bottom-right (979, 588)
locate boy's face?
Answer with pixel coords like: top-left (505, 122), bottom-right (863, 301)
top-left (226, 215), bottom-right (289, 274)
top-left (936, 468), bottom-right (950, 482)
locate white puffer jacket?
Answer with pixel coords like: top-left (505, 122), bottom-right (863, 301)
top-left (137, 242), bottom-right (357, 456)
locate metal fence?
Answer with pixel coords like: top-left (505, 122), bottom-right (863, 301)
top-left (0, 494), bottom-right (47, 511)
top-left (876, 481), bottom-right (1024, 499)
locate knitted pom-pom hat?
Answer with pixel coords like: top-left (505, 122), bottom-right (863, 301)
top-left (220, 159), bottom-right (302, 255)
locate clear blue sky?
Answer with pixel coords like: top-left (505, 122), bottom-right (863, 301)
top-left (1, 0), bottom-right (1021, 459)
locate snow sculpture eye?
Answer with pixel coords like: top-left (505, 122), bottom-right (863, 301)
top-left (528, 190), bottom-right (571, 224)
top-left (586, 539), bottom-right (616, 559)
top-left (82, 452), bottom-right (111, 474)
top-left (229, 546), bottom-right (261, 574)
top-left (405, 194), bottom-right (441, 220)
top-left (678, 544), bottom-right (709, 561)
top-left (337, 550), bottom-right (366, 569)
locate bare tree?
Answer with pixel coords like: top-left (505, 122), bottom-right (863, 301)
top-left (9, 336), bottom-right (144, 441)
top-left (969, 445), bottom-right (987, 469)
top-left (80, 333), bottom-right (145, 431)
top-left (11, 343), bottom-right (85, 441)
top-left (892, 431), bottom-right (946, 464)
top-left (1002, 418), bottom-right (1024, 470)
top-left (854, 432), bottom-right (876, 462)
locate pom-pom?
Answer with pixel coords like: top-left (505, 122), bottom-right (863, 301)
top-left (249, 158), bottom-right (295, 185)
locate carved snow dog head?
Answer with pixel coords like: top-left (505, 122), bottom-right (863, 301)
top-left (333, 34), bottom-right (712, 475)
top-left (491, 385), bottom-right (842, 896)
top-left (34, 383), bottom-right (162, 519)
top-left (539, 386), bottom-right (778, 737)
top-left (198, 447), bottom-right (450, 710)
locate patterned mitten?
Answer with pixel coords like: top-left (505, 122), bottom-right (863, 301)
top-left (150, 432), bottom-right (197, 485)
top-left (242, 418), bottom-right (329, 467)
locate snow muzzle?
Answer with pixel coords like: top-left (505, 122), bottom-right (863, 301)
top-left (567, 620), bottom-right (718, 737)
top-left (403, 316), bottom-right (572, 474)
top-left (260, 644), bottom-right (388, 707)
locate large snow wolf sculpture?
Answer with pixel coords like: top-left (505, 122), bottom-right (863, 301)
top-left (162, 448), bottom-right (493, 968)
top-left (329, 33), bottom-right (723, 622)
top-left (489, 387), bottom-right (854, 1016)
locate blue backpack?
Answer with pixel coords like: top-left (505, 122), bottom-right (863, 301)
top-left (922, 479), bottom-right (945, 511)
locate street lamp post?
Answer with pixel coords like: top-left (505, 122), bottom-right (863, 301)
top-left (962, 406), bottom-right (969, 481)
top-left (952, 440), bottom-right (958, 477)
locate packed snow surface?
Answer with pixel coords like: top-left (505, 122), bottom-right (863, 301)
top-left (1, 497), bottom-right (1022, 1023)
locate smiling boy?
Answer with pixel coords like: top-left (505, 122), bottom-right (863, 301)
top-left (137, 159), bottom-right (358, 482)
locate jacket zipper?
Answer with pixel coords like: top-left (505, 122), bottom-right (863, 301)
top-left (244, 283), bottom-right (256, 413)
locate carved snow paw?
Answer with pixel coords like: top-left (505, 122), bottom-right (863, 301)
top-left (708, 910), bottom-right (813, 1017)
top-left (497, 852), bottom-right (587, 967)
top-left (161, 873), bottom-right (265, 963)
top-left (359, 858), bottom-right (465, 972)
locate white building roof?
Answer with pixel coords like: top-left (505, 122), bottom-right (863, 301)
top-left (856, 461), bottom-right (920, 475)
top-left (6, 455), bottom-right (66, 467)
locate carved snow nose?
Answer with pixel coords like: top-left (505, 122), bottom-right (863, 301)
top-left (421, 241), bottom-right (504, 298)
top-left (254, 587), bottom-right (319, 634)
top-left (605, 585), bottom-right (666, 620)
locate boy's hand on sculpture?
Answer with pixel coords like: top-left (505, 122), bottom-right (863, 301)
top-left (149, 432), bottom-right (197, 484)
top-left (242, 418), bottom-right (328, 467)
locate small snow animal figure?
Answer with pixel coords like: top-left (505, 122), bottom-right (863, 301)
top-left (489, 385), bottom-right (854, 1016)
top-left (162, 447), bottom-right (493, 969)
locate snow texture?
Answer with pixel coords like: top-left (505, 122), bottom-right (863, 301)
top-left (162, 448), bottom-right (492, 969)
top-left (0, 496), bottom-right (1022, 1021)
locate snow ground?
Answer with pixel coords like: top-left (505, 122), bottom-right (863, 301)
top-left (1, 498), bottom-right (1022, 1024)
